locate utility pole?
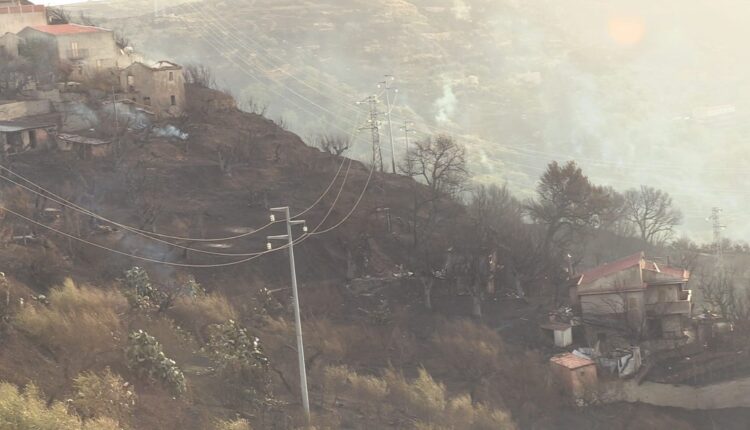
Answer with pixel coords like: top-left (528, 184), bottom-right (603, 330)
top-left (357, 95), bottom-right (383, 172)
top-left (709, 207), bottom-right (726, 264)
top-left (267, 207), bottom-right (310, 423)
top-left (378, 75), bottom-right (398, 173)
top-left (112, 86), bottom-right (119, 155)
top-left (400, 120), bottom-right (415, 155)
top-left (154, 0), bottom-right (158, 17)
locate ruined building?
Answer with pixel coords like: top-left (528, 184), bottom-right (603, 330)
top-left (120, 61), bottom-right (185, 118)
top-left (569, 252), bottom-right (692, 341)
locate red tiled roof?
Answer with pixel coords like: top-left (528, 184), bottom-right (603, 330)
top-left (656, 265), bottom-right (689, 280)
top-left (27, 24), bottom-right (109, 35)
top-left (574, 252), bottom-right (644, 286)
top-left (550, 353), bottom-right (595, 370)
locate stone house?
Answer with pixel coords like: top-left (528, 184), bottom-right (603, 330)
top-left (0, 31), bottom-right (21, 56)
top-left (17, 23), bottom-right (135, 80)
top-left (0, 0), bottom-right (46, 34)
top-left (119, 61), bottom-right (185, 118)
top-left (569, 252), bottom-right (692, 341)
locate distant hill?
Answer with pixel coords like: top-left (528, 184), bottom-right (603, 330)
top-left (66, 0), bottom-right (750, 242)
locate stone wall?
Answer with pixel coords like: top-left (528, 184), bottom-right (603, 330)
top-left (600, 376), bottom-right (750, 409)
top-left (0, 99), bottom-right (51, 120)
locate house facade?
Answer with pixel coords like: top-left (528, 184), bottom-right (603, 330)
top-left (120, 61), bottom-right (185, 118)
top-left (0, 0), bottom-right (46, 34)
top-left (0, 32), bottom-right (21, 56)
top-left (569, 252), bottom-right (691, 340)
top-left (18, 24), bottom-right (134, 80)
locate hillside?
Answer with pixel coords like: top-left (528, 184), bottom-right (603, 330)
top-left (0, 80), bottom-right (732, 429)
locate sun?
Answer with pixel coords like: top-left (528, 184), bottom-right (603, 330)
top-left (608, 15), bottom-right (646, 47)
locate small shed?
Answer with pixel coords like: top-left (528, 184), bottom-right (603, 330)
top-left (549, 352), bottom-right (598, 400)
top-left (541, 322), bottom-right (573, 348)
top-left (0, 117), bottom-right (57, 156)
top-left (57, 133), bottom-right (112, 159)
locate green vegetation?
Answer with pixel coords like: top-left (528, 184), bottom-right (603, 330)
top-left (125, 330), bottom-right (186, 395)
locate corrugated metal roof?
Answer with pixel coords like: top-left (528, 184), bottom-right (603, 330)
top-left (540, 322), bottom-right (572, 331)
top-left (550, 353), bottom-right (595, 370)
top-left (58, 133), bottom-right (110, 146)
top-left (0, 118), bottom-right (56, 133)
top-left (27, 24), bottom-right (109, 35)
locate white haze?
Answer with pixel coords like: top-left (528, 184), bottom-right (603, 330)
top-left (69, 0), bottom-right (750, 243)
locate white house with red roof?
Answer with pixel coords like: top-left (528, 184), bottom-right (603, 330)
top-left (569, 251), bottom-right (692, 340)
top-left (0, 0), bottom-right (46, 34)
top-left (17, 23), bottom-right (135, 80)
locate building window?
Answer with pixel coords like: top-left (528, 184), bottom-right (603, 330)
top-left (168, 71), bottom-right (174, 81)
top-left (170, 95), bottom-right (176, 106)
top-left (143, 96), bottom-right (151, 106)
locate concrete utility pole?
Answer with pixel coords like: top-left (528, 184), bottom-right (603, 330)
top-left (400, 120), bottom-right (415, 155)
top-left (357, 95), bottom-right (384, 172)
top-left (378, 75), bottom-right (398, 173)
top-left (267, 207), bottom-right (310, 423)
top-left (709, 207), bottom-right (726, 263)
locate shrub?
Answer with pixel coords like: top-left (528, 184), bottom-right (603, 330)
top-left (214, 418), bottom-right (252, 430)
top-left (0, 382), bottom-right (80, 429)
top-left (15, 278), bottom-right (126, 369)
top-left (122, 266), bottom-right (163, 310)
top-left (125, 330), bottom-right (186, 396)
top-left (385, 368), bottom-right (446, 421)
top-left (205, 320), bottom-right (270, 403)
top-left (72, 367), bottom-right (136, 424)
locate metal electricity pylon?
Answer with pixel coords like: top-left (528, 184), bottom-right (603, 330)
top-left (357, 95), bottom-right (384, 172)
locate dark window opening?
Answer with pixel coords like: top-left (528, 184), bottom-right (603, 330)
top-left (170, 95), bottom-right (176, 106)
top-left (143, 96), bottom-right (151, 106)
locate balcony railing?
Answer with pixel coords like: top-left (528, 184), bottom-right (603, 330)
top-left (646, 300), bottom-right (691, 315)
top-left (66, 49), bottom-right (89, 60)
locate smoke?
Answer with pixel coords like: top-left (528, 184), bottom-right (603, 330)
top-left (101, 103), bottom-right (152, 130)
top-left (434, 79), bottom-right (458, 123)
top-left (152, 125), bottom-right (189, 140)
top-left (452, 0), bottom-right (472, 21)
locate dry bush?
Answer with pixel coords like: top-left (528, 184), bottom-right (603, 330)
top-left (15, 278), bottom-right (127, 371)
top-left (214, 418), bottom-right (252, 430)
top-left (322, 365), bottom-right (386, 412)
top-left (72, 367), bottom-right (136, 425)
top-left (430, 319), bottom-right (505, 385)
top-left (319, 366), bottom-right (517, 430)
top-left (0, 382), bottom-right (81, 429)
top-left (384, 368), bottom-right (446, 422)
top-left (168, 293), bottom-right (236, 340)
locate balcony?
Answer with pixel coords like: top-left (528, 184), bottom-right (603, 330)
top-left (66, 49), bottom-right (89, 60)
top-left (646, 300), bottom-right (691, 315)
